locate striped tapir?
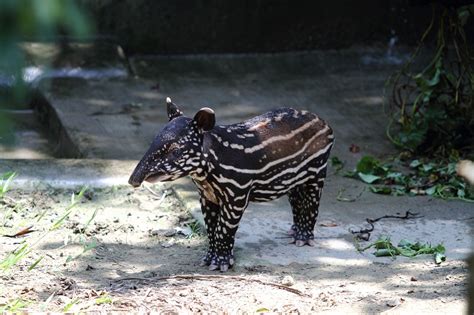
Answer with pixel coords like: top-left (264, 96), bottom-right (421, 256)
top-left (129, 98), bottom-right (334, 271)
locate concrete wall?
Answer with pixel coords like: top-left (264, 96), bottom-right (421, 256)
top-left (86, 1), bottom-right (441, 54)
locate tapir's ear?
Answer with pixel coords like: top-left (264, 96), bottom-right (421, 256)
top-left (166, 97), bottom-right (183, 121)
top-left (193, 107), bottom-right (215, 131)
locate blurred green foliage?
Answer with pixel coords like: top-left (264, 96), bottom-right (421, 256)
top-left (387, 4), bottom-right (474, 156)
top-left (0, 0), bottom-right (91, 138)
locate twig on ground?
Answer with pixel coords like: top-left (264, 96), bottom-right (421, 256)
top-left (351, 211), bottom-right (422, 241)
top-left (143, 184), bottom-right (168, 205)
top-left (145, 288), bottom-right (152, 297)
top-left (2, 196), bottom-right (19, 205)
top-left (336, 188), bottom-right (365, 202)
top-left (112, 274), bottom-right (309, 297)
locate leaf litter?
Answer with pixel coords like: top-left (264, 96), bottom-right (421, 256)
top-left (339, 155), bottom-right (474, 202)
top-left (332, 155), bottom-right (470, 265)
top-left (358, 236), bottom-right (446, 264)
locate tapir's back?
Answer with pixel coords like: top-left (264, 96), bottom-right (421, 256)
top-left (207, 108), bottom-right (334, 172)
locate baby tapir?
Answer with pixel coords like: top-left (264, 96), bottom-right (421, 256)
top-left (129, 98), bottom-right (334, 272)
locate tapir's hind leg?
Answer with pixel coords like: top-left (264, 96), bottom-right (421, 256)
top-left (287, 170), bottom-right (327, 246)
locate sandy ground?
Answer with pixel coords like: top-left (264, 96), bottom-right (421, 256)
top-left (0, 184), bottom-right (468, 314)
top-left (0, 47), bottom-right (471, 313)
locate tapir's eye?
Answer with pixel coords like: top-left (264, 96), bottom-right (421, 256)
top-left (168, 143), bottom-right (178, 151)
top-left (167, 143), bottom-right (182, 157)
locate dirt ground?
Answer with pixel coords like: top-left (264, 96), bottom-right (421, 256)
top-left (0, 184), bottom-right (469, 314)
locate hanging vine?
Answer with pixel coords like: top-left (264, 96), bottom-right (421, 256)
top-left (387, 3), bottom-right (474, 157)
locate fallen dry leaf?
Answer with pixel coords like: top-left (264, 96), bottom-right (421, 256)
top-left (3, 226), bottom-right (35, 238)
top-left (319, 222), bottom-right (338, 227)
top-left (349, 144), bottom-right (360, 153)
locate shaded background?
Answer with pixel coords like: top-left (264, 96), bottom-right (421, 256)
top-left (86, 0), bottom-right (442, 54)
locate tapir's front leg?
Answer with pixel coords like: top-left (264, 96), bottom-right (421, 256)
top-left (199, 197), bottom-right (219, 266)
top-left (209, 204), bottom-right (245, 272)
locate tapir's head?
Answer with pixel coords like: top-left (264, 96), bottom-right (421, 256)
top-left (128, 98), bottom-right (215, 187)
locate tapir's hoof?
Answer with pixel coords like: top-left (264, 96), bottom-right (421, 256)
top-left (295, 240), bottom-right (305, 247)
top-left (204, 252), bottom-right (234, 272)
top-left (290, 238), bottom-right (316, 247)
top-left (209, 263), bottom-right (231, 272)
top-left (288, 225), bottom-right (315, 247)
top-left (200, 252), bottom-right (214, 266)
top-left (209, 264), bottom-right (219, 271)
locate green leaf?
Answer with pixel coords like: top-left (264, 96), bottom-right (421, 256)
top-left (50, 186), bottom-right (87, 230)
top-left (391, 186), bottom-right (407, 196)
top-left (447, 162), bottom-right (457, 174)
top-left (83, 240), bottom-right (98, 252)
top-left (458, 6), bottom-right (471, 25)
top-left (83, 208), bottom-right (98, 231)
top-left (422, 163), bottom-right (434, 172)
top-left (0, 243), bottom-right (30, 270)
top-left (426, 67), bottom-right (441, 87)
top-left (369, 185), bottom-right (392, 194)
top-left (360, 236), bottom-right (447, 263)
top-left (344, 171), bottom-right (357, 178)
top-left (256, 307), bottom-right (270, 313)
top-left (397, 239), bottom-right (413, 248)
top-left (374, 248), bottom-right (399, 257)
top-left (50, 209), bottom-right (74, 231)
top-left (409, 160), bottom-right (421, 168)
top-left (0, 172), bottom-right (16, 196)
top-left (425, 186), bottom-right (437, 196)
top-left (433, 244), bottom-right (446, 254)
top-left (95, 295), bottom-right (112, 305)
top-left (27, 255), bottom-right (44, 271)
top-left (350, 156), bottom-right (474, 203)
top-left (386, 172), bottom-right (406, 185)
top-left (434, 252), bottom-right (446, 264)
top-left (373, 236), bottom-right (392, 249)
top-left (62, 298), bottom-right (79, 312)
top-left (330, 156), bottom-right (344, 173)
top-left (386, 172), bottom-right (403, 179)
top-left (397, 247), bottom-right (417, 257)
top-left (356, 156), bottom-right (380, 174)
top-left (358, 173), bottom-right (381, 184)
top-left (65, 255), bottom-right (74, 263)
top-left (0, 298), bottom-right (30, 313)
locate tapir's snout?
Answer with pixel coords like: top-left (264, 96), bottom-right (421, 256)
top-left (128, 173), bottom-right (144, 188)
top-left (129, 162), bottom-right (147, 188)
top-left (128, 176), bottom-right (143, 188)
top-left (129, 159), bottom-right (171, 187)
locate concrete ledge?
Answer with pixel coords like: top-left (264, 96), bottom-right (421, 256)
top-left (0, 158), bottom-right (136, 189)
